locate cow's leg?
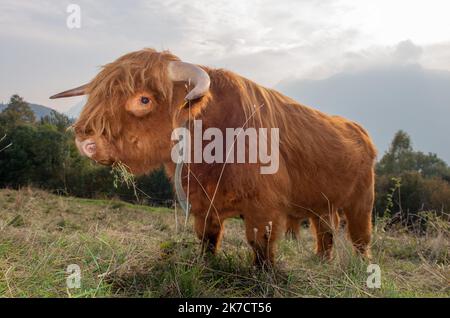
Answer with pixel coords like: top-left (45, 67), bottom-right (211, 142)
top-left (285, 215), bottom-right (301, 240)
top-left (193, 213), bottom-right (224, 254)
top-left (244, 215), bottom-right (282, 267)
top-left (310, 214), bottom-right (334, 259)
top-left (344, 191), bottom-right (373, 258)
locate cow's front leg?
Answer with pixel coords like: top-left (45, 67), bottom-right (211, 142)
top-left (244, 215), bottom-right (282, 267)
top-left (193, 213), bottom-right (224, 254)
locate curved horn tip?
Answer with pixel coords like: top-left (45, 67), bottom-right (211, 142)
top-left (49, 84), bottom-right (88, 99)
top-left (168, 61), bottom-right (210, 100)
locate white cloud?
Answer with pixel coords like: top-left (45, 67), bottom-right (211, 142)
top-left (333, 0), bottom-right (450, 45)
top-left (1, 0), bottom-right (450, 110)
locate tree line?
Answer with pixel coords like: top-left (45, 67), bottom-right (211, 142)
top-left (0, 95), bottom-right (173, 206)
top-left (375, 130), bottom-right (450, 227)
top-left (1, 95), bottom-right (449, 223)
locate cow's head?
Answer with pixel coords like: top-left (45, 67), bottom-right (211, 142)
top-left (50, 49), bottom-right (210, 174)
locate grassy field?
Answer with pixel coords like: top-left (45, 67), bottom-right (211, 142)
top-left (0, 188), bottom-right (448, 298)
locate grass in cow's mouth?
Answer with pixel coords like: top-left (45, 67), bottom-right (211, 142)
top-left (0, 188), bottom-right (448, 298)
top-left (111, 161), bottom-right (138, 198)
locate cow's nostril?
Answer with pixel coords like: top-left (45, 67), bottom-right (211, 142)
top-left (76, 138), bottom-right (96, 157)
top-left (85, 143), bottom-right (96, 154)
top-left (83, 142), bottom-right (96, 156)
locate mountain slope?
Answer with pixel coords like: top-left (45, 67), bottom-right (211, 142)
top-left (0, 103), bottom-right (56, 119)
top-left (276, 65), bottom-right (450, 163)
top-left (65, 98), bottom-right (87, 119)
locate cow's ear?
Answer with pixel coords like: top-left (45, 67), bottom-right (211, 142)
top-left (125, 92), bottom-right (155, 117)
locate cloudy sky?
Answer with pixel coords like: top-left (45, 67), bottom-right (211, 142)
top-left (1, 0), bottom-right (450, 161)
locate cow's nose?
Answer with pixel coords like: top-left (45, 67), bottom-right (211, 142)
top-left (75, 138), bottom-right (96, 158)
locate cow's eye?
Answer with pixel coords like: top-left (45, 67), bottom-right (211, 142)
top-left (140, 96), bottom-right (150, 105)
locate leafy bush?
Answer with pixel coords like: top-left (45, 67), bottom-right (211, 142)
top-left (375, 131), bottom-right (450, 230)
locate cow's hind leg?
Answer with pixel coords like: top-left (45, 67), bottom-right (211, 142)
top-left (285, 215), bottom-right (301, 240)
top-left (310, 213), bottom-right (335, 259)
top-left (194, 214), bottom-right (224, 254)
top-left (344, 190), bottom-right (373, 258)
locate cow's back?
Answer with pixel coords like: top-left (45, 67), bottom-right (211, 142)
top-left (205, 68), bottom-right (377, 210)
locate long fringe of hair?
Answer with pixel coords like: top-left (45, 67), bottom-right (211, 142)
top-left (73, 49), bottom-right (179, 140)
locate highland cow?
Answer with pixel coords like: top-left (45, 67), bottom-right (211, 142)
top-left (50, 48), bottom-right (377, 265)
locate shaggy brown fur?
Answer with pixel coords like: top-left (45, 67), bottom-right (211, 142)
top-left (73, 48), bottom-right (377, 265)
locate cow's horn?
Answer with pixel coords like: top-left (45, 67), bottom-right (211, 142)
top-left (168, 61), bottom-right (210, 100)
top-left (49, 84), bottom-right (88, 99)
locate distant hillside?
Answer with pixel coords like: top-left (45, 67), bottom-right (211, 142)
top-left (277, 64), bottom-right (450, 164)
top-left (65, 98), bottom-right (87, 119)
top-left (0, 103), bottom-right (57, 119)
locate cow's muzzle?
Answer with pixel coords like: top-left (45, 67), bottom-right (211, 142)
top-left (75, 138), bottom-right (96, 158)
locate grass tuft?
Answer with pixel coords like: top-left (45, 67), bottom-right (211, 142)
top-left (0, 188), bottom-right (448, 298)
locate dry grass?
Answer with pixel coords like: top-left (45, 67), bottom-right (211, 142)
top-left (0, 188), bottom-right (448, 298)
